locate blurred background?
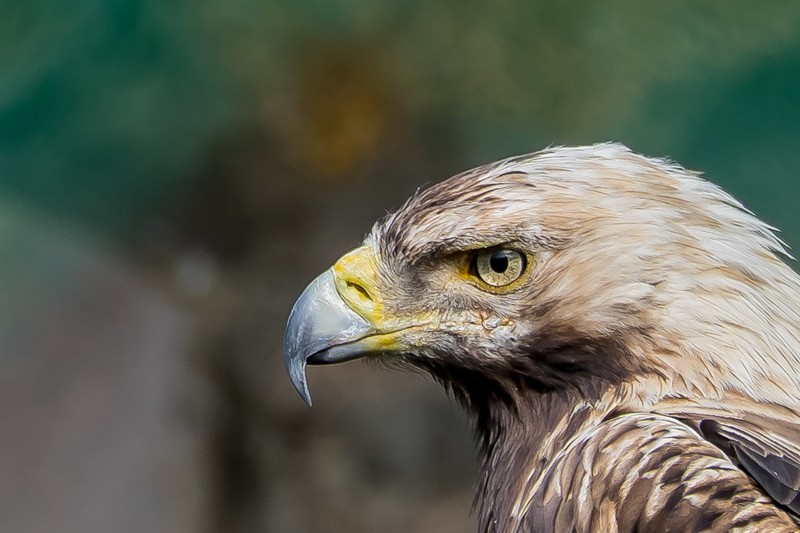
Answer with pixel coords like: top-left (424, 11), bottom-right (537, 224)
top-left (2, 2), bottom-right (800, 532)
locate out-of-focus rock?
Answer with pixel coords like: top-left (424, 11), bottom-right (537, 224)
top-left (0, 205), bottom-right (202, 533)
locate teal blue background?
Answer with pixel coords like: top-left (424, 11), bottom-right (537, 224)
top-left (3, 2), bottom-right (799, 241)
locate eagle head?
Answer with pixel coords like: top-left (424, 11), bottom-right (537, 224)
top-left (286, 143), bottom-right (798, 413)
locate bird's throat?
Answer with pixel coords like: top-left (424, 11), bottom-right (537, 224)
top-left (473, 393), bottom-right (610, 532)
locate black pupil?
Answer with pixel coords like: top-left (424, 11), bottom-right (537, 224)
top-left (489, 251), bottom-right (509, 273)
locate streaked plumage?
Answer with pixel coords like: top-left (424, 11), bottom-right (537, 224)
top-left (284, 143), bottom-right (800, 532)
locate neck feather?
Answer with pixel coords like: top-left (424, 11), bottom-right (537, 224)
top-left (424, 360), bottom-right (624, 532)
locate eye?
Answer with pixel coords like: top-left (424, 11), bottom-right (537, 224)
top-left (472, 248), bottom-right (526, 287)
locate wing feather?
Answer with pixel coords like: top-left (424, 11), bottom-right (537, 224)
top-left (698, 418), bottom-right (800, 516)
top-left (659, 400), bottom-right (800, 519)
top-left (517, 412), bottom-right (799, 531)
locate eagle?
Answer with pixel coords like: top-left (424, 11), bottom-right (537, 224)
top-left (283, 143), bottom-right (800, 532)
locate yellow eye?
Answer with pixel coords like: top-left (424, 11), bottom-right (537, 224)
top-left (473, 248), bottom-right (526, 287)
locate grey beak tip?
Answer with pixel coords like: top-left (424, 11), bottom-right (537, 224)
top-left (298, 386), bottom-right (313, 408)
top-left (284, 330), bottom-right (314, 407)
top-left (287, 360), bottom-right (313, 407)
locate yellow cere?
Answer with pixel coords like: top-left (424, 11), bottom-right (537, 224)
top-left (332, 245), bottom-right (385, 324)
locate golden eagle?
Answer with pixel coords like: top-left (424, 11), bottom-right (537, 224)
top-left (284, 144), bottom-right (800, 532)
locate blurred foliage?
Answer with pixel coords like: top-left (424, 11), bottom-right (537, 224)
top-left (2, 0), bottom-right (799, 239)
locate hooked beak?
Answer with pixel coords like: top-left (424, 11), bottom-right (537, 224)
top-left (284, 245), bottom-right (411, 406)
top-left (283, 268), bottom-right (373, 406)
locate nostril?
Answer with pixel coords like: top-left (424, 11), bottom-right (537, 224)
top-left (347, 281), bottom-right (373, 303)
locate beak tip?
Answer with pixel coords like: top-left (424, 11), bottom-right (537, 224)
top-left (296, 381), bottom-right (313, 407)
top-left (286, 357), bottom-right (314, 407)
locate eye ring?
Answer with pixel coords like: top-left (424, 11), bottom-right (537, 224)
top-left (472, 248), bottom-right (526, 287)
